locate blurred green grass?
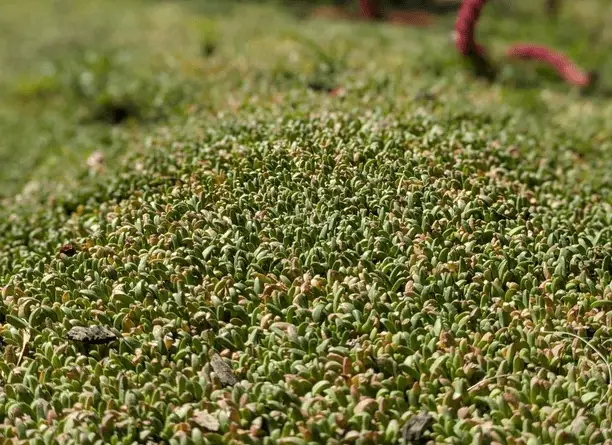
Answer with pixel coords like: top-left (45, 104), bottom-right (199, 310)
top-left (1, 0), bottom-right (612, 200)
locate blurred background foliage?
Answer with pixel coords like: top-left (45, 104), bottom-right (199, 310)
top-left (1, 0), bottom-right (611, 201)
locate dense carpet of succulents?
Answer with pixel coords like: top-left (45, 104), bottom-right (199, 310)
top-left (2, 1), bottom-right (612, 444)
top-left (3, 108), bottom-right (612, 444)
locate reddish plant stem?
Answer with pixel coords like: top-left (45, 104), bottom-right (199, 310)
top-left (507, 44), bottom-right (594, 87)
top-left (360, 0), bottom-right (384, 20)
top-left (455, 0), bottom-right (488, 56)
top-left (454, 0), bottom-right (495, 79)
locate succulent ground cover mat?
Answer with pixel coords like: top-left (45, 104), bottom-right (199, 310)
top-left (2, 0), bottom-right (612, 444)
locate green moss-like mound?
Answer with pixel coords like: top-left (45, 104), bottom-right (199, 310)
top-left (2, 0), bottom-right (612, 444)
top-left (2, 109), bottom-right (612, 443)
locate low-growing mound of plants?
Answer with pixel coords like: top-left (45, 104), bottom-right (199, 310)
top-left (2, 0), bottom-right (612, 444)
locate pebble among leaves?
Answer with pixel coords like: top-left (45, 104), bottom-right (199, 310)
top-left (65, 326), bottom-right (118, 345)
top-left (1, 107), bottom-right (612, 444)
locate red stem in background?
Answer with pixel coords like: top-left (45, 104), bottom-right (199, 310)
top-left (454, 0), bottom-right (495, 79)
top-left (455, 0), bottom-right (489, 56)
top-left (507, 44), bottom-right (593, 87)
top-left (360, 0), bottom-right (384, 20)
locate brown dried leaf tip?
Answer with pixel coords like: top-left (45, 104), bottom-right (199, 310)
top-left (59, 243), bottom-right (78, 257)
top-left (87, 150), bottom-right (105, 175)
top-left (192, 410), bottom-right (220, 432)
top-left (210, 353), bottom-right (238, 387)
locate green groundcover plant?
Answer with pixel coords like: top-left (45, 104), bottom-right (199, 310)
top-left (2, 0), bottom-right (612, 444)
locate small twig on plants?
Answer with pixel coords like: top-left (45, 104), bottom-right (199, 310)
top-left (467, 372), bottom-right (517, 392)
top-left (468, 329), bottom-right (611, 403)
top-left (542, 330), bottom-right (612, 404)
